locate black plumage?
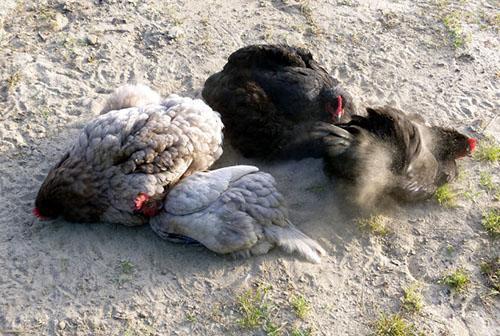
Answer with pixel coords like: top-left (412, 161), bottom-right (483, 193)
top-left (202, 44), bottom-right (355, 160)
top-left (314, 106), bottom-right (476, 203)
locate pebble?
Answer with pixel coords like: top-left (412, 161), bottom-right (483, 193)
top-left (111, 18), bottom-right (127, 25)
top-left (53, 13), bottom-right (69, 31)
top-left (86, 35), bottom-right (99, 46)
top-left (167, 27), bottom-right (183, 41)
top-left (58, 321), bottom-right (66, 330)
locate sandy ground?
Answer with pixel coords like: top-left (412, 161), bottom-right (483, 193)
top-left (0, 0), bottom-right (499, 335)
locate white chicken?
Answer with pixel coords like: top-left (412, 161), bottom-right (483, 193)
top-left (150, 165), bottom-right (326, 263)
top-left (34, 84), bottom-right (224, 225)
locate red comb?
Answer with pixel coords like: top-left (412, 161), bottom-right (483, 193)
top-left (467, 138), bottom-right (477, 152)
top-left (33, 207), bottom-right (41, 218)
top-left (336, 95), bottom-right (343, 116)
top-left (32, 208), bottom-right (48, 220)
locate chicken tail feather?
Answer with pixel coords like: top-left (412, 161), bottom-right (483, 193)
top-left (264, 225), bottom-right (326, 263)
top-left (100, 84), bottom-right (162, 114)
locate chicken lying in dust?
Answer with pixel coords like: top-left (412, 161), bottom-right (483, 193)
top-left (34, 84), bottom-right (224, 225)
top-left (150, 165), bottom-right (326, 263)
top-left (313, 106), bottom-right (476, 206)
top-left (202, 44), bottom-right (356, 160)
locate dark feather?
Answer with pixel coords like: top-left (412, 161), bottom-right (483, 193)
top-left (202, 44), bottom-right (355, 160)
top-left (318, 106), bottom-right (471, 203)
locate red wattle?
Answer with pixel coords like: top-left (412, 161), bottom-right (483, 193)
top-left (134, 193), bottom-right (149, 210)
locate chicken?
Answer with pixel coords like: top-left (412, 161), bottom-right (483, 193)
top-left (34, 85), bottom-right (224, 225)
top-left (99, 84), bottom-right (162, 114)
top-left (313, 106), bottom-right (476, 205)
top-left (202, 44), bottom-right (355, 160)
top-left (149, 165), bottom-right (326, 263)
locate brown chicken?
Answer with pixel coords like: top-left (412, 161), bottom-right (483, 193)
top-left (34, 85), bottom-right (224, 225)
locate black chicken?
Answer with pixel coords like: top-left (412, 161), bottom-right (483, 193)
top-left (202, 44), bottom-right (355, 160)
top-left (313, 106), bottom-right (476, 204)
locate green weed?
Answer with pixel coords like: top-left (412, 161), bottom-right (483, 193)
top-left (357, 215), bottom-right (391, 236)
top-left (440, 268), bottom-right (471, 293)
top-left (237, 284), bottom-right (273, 329)
top-left (482, 209), bottom-right (500, 237)
top-left (290, 294), bottom-right (310, 320)
top-left (434, 184), bottom-right (457, 207)
top-left (373, 313), bottom-right (423, 336)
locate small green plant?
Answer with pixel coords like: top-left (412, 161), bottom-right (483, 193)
top-left (440, 268), bottom-right (471, 293)
top-left (434, 184), bottom-right (457, 207)
top-left (123, 324), bottom-right (154, 336)
top-left (480, 257), bottom-right (499, 294)
top-left (461, 190), bottom-right (481, 203)
top-left (401, 284), bottom-right (423, 313)
top-left (373, 313), bottom-right (422, 336)
top-left (186, 311), bottom-right (197, 323)
top-left (114, 259), bottom-right (135, 285)
top-left (357, 215), bottom-right (390, 236)
top-left (290, 294), bottom-right (310, 320)
top-left (482, 209), bottom-right (500, 237)
top-left (39, 107), bottom-right (51, 119)
top-left (264, 320), bottom-right (283, 336)
top-left (474, 139), bottom-right (500, 162)
top-left (291, 327), bottom-right (313, 336)
top-left (442, 11), bottom-right (470, 49)
top-left (237, 284), bottom-right (273, 329)
top-left (119, 259), bottom-right (135, 274)
top-left (479, 172), bottom-right (496, 192)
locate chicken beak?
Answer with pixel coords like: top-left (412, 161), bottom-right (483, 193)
top-left (336, 110), bottom-right (344, 123)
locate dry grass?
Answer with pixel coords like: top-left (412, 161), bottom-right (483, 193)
top-left (401, 284), bottom-right (423, 314)
top-left (6, 72), bottom-right (21, 91)
top-left (480, 257), bottom-right (499, 295)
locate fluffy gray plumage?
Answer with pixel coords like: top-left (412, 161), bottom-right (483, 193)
top-left (35, 85), bottom-right (224, 225)
top-left (150, 166), bottom-right (326, 263)
top-left (100, 84), bottom-right (162, 114)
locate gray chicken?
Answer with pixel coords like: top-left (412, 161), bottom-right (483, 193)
top-left (150, 165), bottom-right (326, 263)
top-left (99, 84), bottom-right (162, 114)
top-left (34, 85), bottom-right (224, 225)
